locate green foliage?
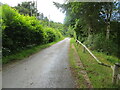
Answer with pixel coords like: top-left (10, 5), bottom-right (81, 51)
top-left (2, 5), bottom-right (63, 57)
top-left (66, 26), bottom-right (75, 37)
top-left (44, 27), bottom-right (63, 43)
top-left (55, 29), bottom-right (63, 39)
top-left (14, 1), bottom-right (37, 16)
top-left (85, 33), bottom-right (118, 57)
top-left (45, 27), bottom-right (57, 43)
top-left (54, 2), bottom-right (120, 58)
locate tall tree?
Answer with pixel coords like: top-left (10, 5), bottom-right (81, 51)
top-left (54, 1), bottom-right (120, 58)
top-left (14, 1), bottom-right (37, 16)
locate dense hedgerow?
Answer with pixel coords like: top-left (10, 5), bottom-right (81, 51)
top-left (2, 5), bottom-right (62, 56)
top-left (44, 27), bottom-right (63, 43)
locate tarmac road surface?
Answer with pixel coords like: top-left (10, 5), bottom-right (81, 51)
top-left (3, 38), bottom-right (75, 88)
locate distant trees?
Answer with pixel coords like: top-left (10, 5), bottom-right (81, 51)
top-left (54, 2), bottom-right (120, 58)
top-left (14, 1), bottom-right (37, 16)
top-left (14, 1), bottom-right (50, 21)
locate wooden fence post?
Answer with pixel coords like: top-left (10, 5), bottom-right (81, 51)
top-left (76, 40), bottom-right (78, 46)
top-left (112, 63), bottom-right (120, 85)
top-left (83, 47), bottom-right (86, 53)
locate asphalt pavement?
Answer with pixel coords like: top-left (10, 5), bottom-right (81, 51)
top-left (3, 38), bottom-right (75, 88)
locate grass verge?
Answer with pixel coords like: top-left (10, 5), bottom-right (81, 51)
top-left (69, 38), bottom-right (119, 88)
top-left (69, 39), bottom-right (89, 88)
top-left (3, 38), bottom-right (64, 64)
top-left (92, 51), bottom-right (119, 66)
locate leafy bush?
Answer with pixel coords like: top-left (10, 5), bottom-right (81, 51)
top-left (88, 33), bottom-right (118, 56)
top-left (56, 30), bottom-right (63, 39)
top-left (2, 5), bottom-right (62, 56)
top-left (44, 27), bottom-right (62, 43)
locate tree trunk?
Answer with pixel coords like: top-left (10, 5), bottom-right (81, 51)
top-left (106, 3), bottom-right (112, 40)
top-left (106, 22), bottom-right (110, 40)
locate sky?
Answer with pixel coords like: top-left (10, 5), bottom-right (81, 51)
top-left (1, 0), bottom-right (66, 23)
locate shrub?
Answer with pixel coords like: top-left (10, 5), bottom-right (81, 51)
top-left (89, 33), bottom-right (118, 56)
top-left (44, 27), bottom-right (57, 43)
top-left (2, 5), bottom-right (63, 57)
top-left (1, 5), bottom-right (46, 56)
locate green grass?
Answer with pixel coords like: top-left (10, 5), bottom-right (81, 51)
top-left (2, 38), bottom-right (64, 64)
top-left (69, 39), bottom-right (88, 88)
top-left (70, 38), bottom-right (120, 88)
top-left (92, 51), bottom-right (119, 66)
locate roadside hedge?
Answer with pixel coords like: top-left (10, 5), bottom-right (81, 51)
top-left (2, 5), bottom-right (62, 56)
top-left (44, 27), bottom-right (63, 43)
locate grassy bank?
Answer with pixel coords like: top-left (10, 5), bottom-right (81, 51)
top-left (69, 39), bottom-right (89, 88)
top-left (92, 51), bottom-right (119, 66)
top-left (69, 38), bottom-right (119, 88)
top-left (3, 38), bottom-right (64, 64)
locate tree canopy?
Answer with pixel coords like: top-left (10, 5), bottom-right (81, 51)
top-left (54, 1), bottom-right (120, 58)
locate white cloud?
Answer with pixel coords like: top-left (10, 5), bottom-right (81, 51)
top-left (1, 0), bottom-right (65, 23)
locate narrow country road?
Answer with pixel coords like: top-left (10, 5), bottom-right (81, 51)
top-left (3, 38), bottom-right (75, 88)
